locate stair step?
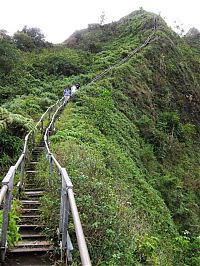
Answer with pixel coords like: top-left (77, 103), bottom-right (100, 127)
top-left (20, 214), bottom-right (40, 221)
top-left (32, 150), bottom-right (44, 153)
top-left (32, 151), bottom-right (43, 155)
top-left (21, 208), bottom-right (40, 213)
top-left (4, 252), bottom-right (53, 266)
top-left (24, 188), bottom-right (44, 191)
top-left (21, 215), bottom-right (40, 218)
top-left (24, 191), bottom-right (44, 197)
top-left (24, 184), bottom-right (41, 188)
top-left (21, 200), bottom-right (40, 203)
top-left (32, 153), bottom-right (43, 156)
top-left (26, 170), bottom-right (38, 174)
top-left (9, 240), bottom-right (53, 253)
top-left (9, 246), bottom-right (54, 253)
top-left (21, 233), bottom-right (45, 239)
top-left (21, 200), bottom-right (40, 205)
top-left (18, 224), bottom-right (44, 229)
top-left (20, 216), bottom-right (41, 224)
top-left (24, 186), bottom-right (41, 191)
top-left (16, 240), bottom-right (52, 247)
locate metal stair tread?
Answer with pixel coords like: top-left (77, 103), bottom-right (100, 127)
top-left (24, 191), bottom-right (44, 196)
top-left (22, 208), bottom-right (40, 212)
top-left (8, 246), bottom-right (54, 253)
top-left (20, 233), bottom-right (45, 238)
top-left (15, 240), bottom-right (52, 247)
top-left (24, 188), bottom-right (44, 191)
top-left (21, 215), bottom-right (40, 218)
top-left (26, 170), bottom-right (38, 172)
top-left (18, 224), bottom-right (44, 228)
top-left (21, 200), bottom-right (40, 204)
top-left (24, 185), bottom-right (41, 188)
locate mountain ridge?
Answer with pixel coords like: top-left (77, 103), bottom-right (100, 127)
top-left (1, 9), bottom-right (200, 265)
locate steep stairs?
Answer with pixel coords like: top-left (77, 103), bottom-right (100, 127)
top-left (4, 144), bottom-right (55, 266)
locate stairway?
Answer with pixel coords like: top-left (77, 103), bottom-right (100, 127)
top-left (4, 145), bottom-right (55, 266)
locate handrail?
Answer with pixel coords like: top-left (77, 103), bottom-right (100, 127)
top-left (44, 98), bottom-right (91, 265)
top-left (0, 96), bottom-right (63, 261)
top-left (68, 188), bottom-right (91, 266)
top-left (0, 185), bottom-right (8, 206)
top-left (88, 16), bottom-right (158, 84)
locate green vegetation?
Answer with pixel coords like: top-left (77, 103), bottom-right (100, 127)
top-left (0, 200), bottom-right (21, 247)
top-left (1, 9), bottom-right (200, 265)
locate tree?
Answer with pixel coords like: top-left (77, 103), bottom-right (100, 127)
top-left (0, 38), bottom-right (20, 75)
top-left (22, 26), bottom-right (45, 46)
top-left (13, 31), bottom-right (35, 51)
top-left (13, 26), bottom-right (52, 51)
top-left (0, 29), bottom-right (10, 39)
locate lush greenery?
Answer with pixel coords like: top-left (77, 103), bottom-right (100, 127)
top-left (1, 9), bottom-right (200, 265)
top-left (0, 200), bottom-right (21, 247)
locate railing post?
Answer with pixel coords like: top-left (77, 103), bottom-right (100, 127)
top-left (0, 166), bottom-right (15, 261)
top-left (41, 118), bottom-right (44, 133)
top-left (59, 168), bottom-right (73, 264)
top-left (59, 174), bottom-right (64, 241)
top-left (19, 154), bottom-right (25, 194)
top-left (32, 131), bottom-right (35, 149)
top-left (59, 174), bottom-right (73, 263)
top-left (48, 153), bottom-right (53, 187)
top-left (51, 121), bottom-right (54, 133)
top-left (64, 191), bottom-right (73, 264)
top-left (48, 110), bottom-right (51, 122)
top-left (46, 129), bottom-right (49, 144)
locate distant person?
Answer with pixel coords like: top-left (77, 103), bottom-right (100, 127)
top-left (76, 83), bottom-right (80, 90)
top-left (71, 84), bottom-right (77, 96)
top-left (63, 88), bottom-right (71, 101)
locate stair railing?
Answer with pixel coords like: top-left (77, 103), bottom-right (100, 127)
top-left (44, 98), bottom-right (91, 266)
top-left (0, 98), bottom-right (64, 261)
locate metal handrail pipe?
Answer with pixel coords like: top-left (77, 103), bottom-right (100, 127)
top-left (44, 127), bottom-right (51, 152)
top-left (24, 132), bottom-right (31, 142)
top-left (23, 131), bottom-right (32, 153)
top-left (44, 99), bottom-right (65, 153)
top-left (0, 97), bottom-right (63, 208)
top-left (2, 166), bottom-right (15, 185)
top-left (0, 185), bottom-right (8, 206)
top-left (68, 189), bottom-right (91, 266)
top-left (35, 108), bottom-right (50, 129)
top-left (35, 97), bottom-right (60, 130)
top-left (51, 154), bottom-right (62, 171)
top-left (61, 168), bottom-right (73, 188)
top-left (45, 141), bottom-right (51, 154)
top-left (43, 97), bottom-right (91, 264)
top-left (15, 154), bottom-right (24, 169)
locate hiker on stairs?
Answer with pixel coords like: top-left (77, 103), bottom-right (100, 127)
top-left (71, 84), bottom-right (77, 96)
top-left (63, 88), bottom-right (71, 102)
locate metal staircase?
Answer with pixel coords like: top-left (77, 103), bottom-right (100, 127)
top-left (4, 144), bottom-right (54, 265)
top-left (0, 98), bottom-right (91, 265)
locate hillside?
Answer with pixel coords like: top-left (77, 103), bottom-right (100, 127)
top-left (1, 9), bottom-right (200, 265)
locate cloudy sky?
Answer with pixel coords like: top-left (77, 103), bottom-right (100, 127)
top-left (0, 0), bottom-right (200, 43)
